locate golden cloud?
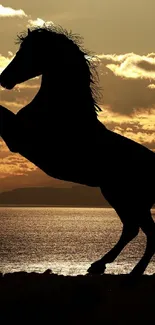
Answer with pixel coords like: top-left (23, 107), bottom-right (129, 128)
top-left (0, 4), bottom-right (27, 18)
top-left (0, 153), bottom-right (36, 178)
top-left (148, 84), bottom-right (155, 89)
top-left (27, 18), bottom-right (54, 28)
top-left (0, 53), bottom-right (13, 74)
top-left (98, 107), bottom-right (155, 150)
top-left (97, 53), bottom-right (155, 80)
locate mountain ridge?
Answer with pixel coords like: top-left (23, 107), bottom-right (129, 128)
top-left (0, 185), bottom-right (110, 207)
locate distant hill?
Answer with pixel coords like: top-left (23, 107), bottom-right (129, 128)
top-left (0, 185), bottom-right (110, 207)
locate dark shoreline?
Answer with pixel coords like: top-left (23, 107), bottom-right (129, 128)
top-left (1, 205), bottom-right (155, 209)
top-left (0, 205), bottom-right (154, 209)
top-left (1, 270), bottom-right (155, 324)
top-left (0, 205), bottom-right (111, 208)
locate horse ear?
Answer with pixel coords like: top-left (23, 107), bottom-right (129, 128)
top-left (28, 28), bottom-right (31, 35)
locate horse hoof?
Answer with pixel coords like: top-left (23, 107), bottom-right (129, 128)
top-left (129, 269), bottom-right (143, 278)
top-left (87, 260), bottom-right (106, 275)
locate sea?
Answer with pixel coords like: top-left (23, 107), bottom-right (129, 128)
top-left (0, 207), bottom-right (155, 275)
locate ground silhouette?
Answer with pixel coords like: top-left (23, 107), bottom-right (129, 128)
top-left (0, 25), bottom-right (155, 275)
top-left (0, 271), bottom-right (155, 324)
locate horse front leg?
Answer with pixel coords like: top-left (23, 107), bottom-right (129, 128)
top-left (0, 105), bottom-right (18, 152)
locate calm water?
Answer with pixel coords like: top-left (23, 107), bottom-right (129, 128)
top-left (0, 207), bottom-right (155, 275)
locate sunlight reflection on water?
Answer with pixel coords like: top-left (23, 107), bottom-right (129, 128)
top-left (0, 207), bottom-right (154, 275)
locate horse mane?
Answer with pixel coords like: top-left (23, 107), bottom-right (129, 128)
top-left (16, 24), bottom-right (102, 117)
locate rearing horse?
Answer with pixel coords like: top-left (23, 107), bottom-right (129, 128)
top-left (0, 26), bottom-right (155, 276)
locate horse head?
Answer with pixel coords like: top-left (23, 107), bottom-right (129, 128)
top-left (0, 28), bottom-right (44, 89)
top-left (0, 25), bottom-right (102, 118)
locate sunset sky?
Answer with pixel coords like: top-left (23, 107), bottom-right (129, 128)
top-left (0, 0), bottom-right (155, 192)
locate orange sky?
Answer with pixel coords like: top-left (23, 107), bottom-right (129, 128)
top-left (0, 1), bottom-right (155, 192)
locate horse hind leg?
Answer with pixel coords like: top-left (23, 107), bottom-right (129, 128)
top-left (130, 210), bottom-right (155, 276)
top-left (0, 105), bottom-right (18, 152)
top-left (87, 214), bottom-right (139, 275)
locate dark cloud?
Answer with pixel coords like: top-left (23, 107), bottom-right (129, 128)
top-left (136, 60), bottom-right (155, 72)
top-left (97, 59), bottom-right (155, 115)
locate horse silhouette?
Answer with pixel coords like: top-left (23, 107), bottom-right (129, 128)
top-left (0, 25), bottom-right (155, 276)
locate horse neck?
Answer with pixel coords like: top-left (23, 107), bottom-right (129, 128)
top-left (40, 70), bottom-right (99, 128)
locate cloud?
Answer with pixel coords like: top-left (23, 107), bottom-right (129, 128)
top-left (0, 139), bottom-right (37, 176)
top-left (0, 53), bottom-right (13, 74)
top-left (98, 107), bottom-right (155, 151)
top-left (0, 153), bottom-right (36, 178)
top-left (148, 84), bottom-right (155, 89)
top-left (15, 83), bottom-right (40, 90)
top-left (97, 53), bottom-right (155, 80)
top-left (27, 18), bottom-right (54, 28)
top-left (0, 4), bottom-right (27, 18)
top-left (0, 167), bottom-right (66, 192)
top-left (95, 54), bottom-right (155, 115)
top-left (0, 100), bottom-right (27, 113)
